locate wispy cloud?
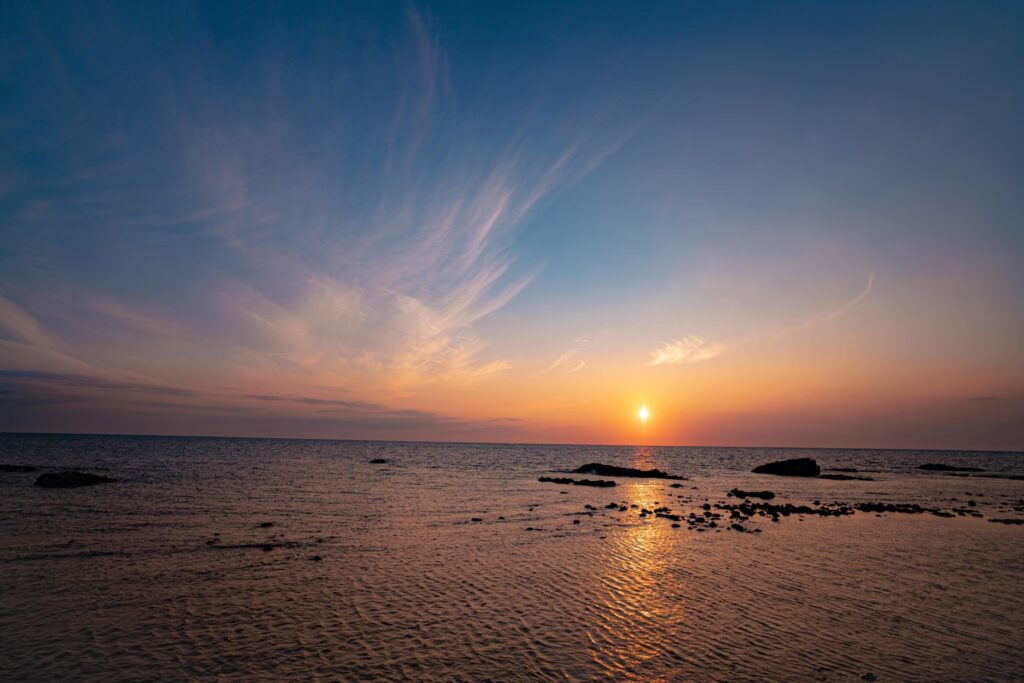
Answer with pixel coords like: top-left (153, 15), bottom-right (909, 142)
top-left (1, 8), bottom-right (629, 409)
top-left (648, 336), bottom-right (725, 367)
top-left (532, 334), bottom-right (601, 378)
top-left (804, 273), bottom-right (875, 327)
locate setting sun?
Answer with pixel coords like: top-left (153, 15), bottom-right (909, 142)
top-left (638, 406), bottom-right (650, 423)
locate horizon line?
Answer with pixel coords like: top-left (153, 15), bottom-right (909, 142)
top-left (1, 430), bottom-right (1021, 455)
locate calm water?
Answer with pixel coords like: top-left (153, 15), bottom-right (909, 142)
top-left (1, 434), bottom-right (1022, 682)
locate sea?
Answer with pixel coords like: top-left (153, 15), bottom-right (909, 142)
top-left (1, 433), bottom-right (1022, 682)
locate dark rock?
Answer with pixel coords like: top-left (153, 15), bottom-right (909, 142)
top-left (917, 463), bottom-right (984, 472)
top-left (259, 522), bottom-right (274, 528)
top-left (572, 519), bottom-right (580, 524)
top-left (862, 674), bottom-right (877, 682)
top-left (572, 463), bottom-right (686, 480)
top-left (818, 474), bottom-right (874, 481)
top-left (34, 471), bottom-right (118, 488)
top-left (989, 518), bottom-right (1024, 525)
top-left (471, 518), bottom-right (483, 522)
top-left (728, 488), bottom-right (775, 500)
top-left (311, 555), bottom-right (323, 561)
top-left (0, 464), bottom-right (38, 473)
top-left (751, 457), bottom-right (820, 477)
top-left (369, 458), bottom-right (389, 464)
top-left (538, 476), bottom-right (615, 488)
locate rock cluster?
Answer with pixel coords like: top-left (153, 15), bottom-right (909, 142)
top-left (572, 463), bottom-right (687, 480)
top-left (751, 457), bottom-right (820, 477)
top-left (538, 476), bottom-right (616, 488)
top-left (34, 471), bottom-right (118, 488)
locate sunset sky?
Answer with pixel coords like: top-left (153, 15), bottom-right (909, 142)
top-left (2, 1), bottom-right (1022, 449)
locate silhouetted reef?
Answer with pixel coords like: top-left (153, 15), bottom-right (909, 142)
top-left (34, 471), bottom-right (118, 488)
top-left (918, 463), bottom-right (984, 472)
top-left (752, 457), bottom-right (820, 477)
top-left (573, 463), bottom-right (687, 479)
top-left (539, 476), bottom-right (615, 488)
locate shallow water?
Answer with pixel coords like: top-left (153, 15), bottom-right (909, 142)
top-left (1, 434), bottom-right (1022, 681)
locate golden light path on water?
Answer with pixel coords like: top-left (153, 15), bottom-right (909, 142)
top-left (591, 447), bottom-right (689, 682)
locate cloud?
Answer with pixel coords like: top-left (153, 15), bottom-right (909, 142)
top-left (648, 336), bottom-right (725, 366)
top-left (0, 373), bottom-right (524, 436)
top-left (0, 370), bottom-right (196, 397)
top-left (532, 333), bottom-right (602, 377)
top-left (805, 273), bottom-right (875, 327)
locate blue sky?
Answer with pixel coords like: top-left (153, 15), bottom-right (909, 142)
top-left (1, 1), bottom-right (1022, 448)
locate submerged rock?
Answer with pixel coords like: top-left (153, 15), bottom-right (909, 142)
top-left (0, 464), bottom-right (38, 473)
top-left (538, 476), bottom-right (616, 488)
top-left (752, 457), bottom-right (820, 477)
top-left (818, 474), bottom-right (874, 481)
top-left (917, 463), bottom-right (984, 472)
top-left (572, 463), bottom-right (686, 480)
top-left (369, 458), bottom-right (389, 464)
top-left (34, 471), bottom-right (118, 488)
top-left (728, 488), bottom-right (775, 500)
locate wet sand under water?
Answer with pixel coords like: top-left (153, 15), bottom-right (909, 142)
top-left (1, 435), bottom-right (1022, 682)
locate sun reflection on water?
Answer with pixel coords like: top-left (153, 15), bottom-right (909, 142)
top-left (589, 449), bottom-right (691, 680)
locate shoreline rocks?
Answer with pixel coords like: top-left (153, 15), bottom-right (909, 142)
top-left (728, 488), bottom-right (775, 500)
top-left (34, 471), bottom-right (118, 488)
top-left (818, 474), bottom-right (874, 481)
top-left (572, 463), bottom-right (686, 480)
top-left (538, 476), bottom-right (616, 488)
top-left (918, 463), bottom-right (984, 472)
top-left (752, 457), bottom-right (820, 477)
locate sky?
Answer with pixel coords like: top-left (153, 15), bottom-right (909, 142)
top-left (1, 1), bottom-right (1022, 449)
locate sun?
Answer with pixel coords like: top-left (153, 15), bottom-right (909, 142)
top-left (637, 406), bottom-right (650, 423)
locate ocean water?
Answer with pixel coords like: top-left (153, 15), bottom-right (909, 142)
top-left (1, 433), bottom-right (1022, 682)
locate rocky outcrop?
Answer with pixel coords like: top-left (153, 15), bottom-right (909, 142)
top-left (538, 476), bottom-right (616, 488)
top-left (34, 471), bottom-right (118, 488)
top-left (751, 457), bottom-right (820, 477)
top-left (917, 463), bottom-right (983, 472)
top-left (573, 463), bottom-right (686, 480)
top-left (818, 473), bottom-right (874, 481)
top-left (728, 488), bottom-right (775, 500)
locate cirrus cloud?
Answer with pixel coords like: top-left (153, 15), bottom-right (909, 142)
top-left (648, 336), bottom-right (725, 367)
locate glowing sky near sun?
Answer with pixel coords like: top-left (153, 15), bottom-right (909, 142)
top-left (1, 1), bottom-right (1022, 449)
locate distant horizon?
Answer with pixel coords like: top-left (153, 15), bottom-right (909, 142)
top-left (4, 430), bottom-right (1022, 456)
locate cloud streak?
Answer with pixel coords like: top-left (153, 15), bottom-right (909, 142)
top-left (649, 336), bottom-right (725, 367)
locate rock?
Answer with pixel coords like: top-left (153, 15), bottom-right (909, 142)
top-left (311, 555), bottom-right (323, 561)
top-left (818, 474), bottom-right (874, 481)
top-left (369, 458), bottom-right (389, 464)
top-left (572, 463), bottom-right (686, 480)
top-left (752, 457), bottom-right (820, 477)
top-left (34, 471), bottom-right (118, 488)
top-left (471, 518), bottom-right (483, 522)
top-left (259, 522), bottom-right (274, 528)
top-left (538, 476), bottom-right (615, 488)
top-left (862, 674), bottom-right (877, 682)
top-left (728, 488), bottom-right (775, 500)
top-left (989, 518), bottom-right (1024, 525)
top-left (0, 464), bottom-right (38, 473)
top-left (572, 519), bottom-right (580, 524)
top-left (917, 463), bottom-right (983, 472)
